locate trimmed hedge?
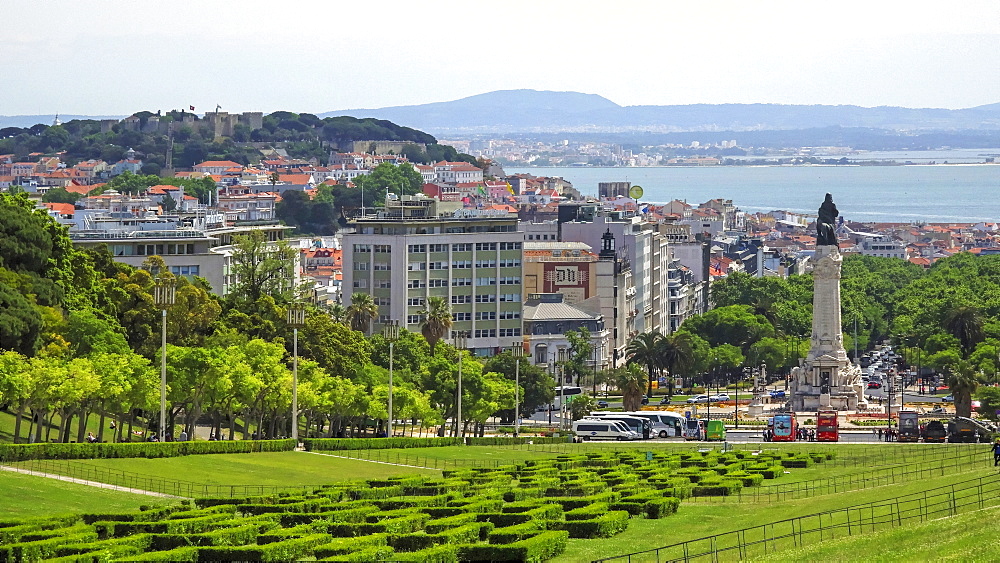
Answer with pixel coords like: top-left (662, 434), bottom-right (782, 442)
top-left (391, 544), bottom-right (459, 562)
top-left (115, 546), bottom-right (199, 561)
top-left (319, 545), bottom-right (396, 561)
top-left (197, 533), bottom-right (330, 562)
top-left (0, 439), bottom-right (296, 462)
top-left (551, 510), bottom-right (629, 538)
top-left (644, 497), bottom-right (681, 519)
top-left (303, 437), bottom-right (462, 451)
top-left (458, 530), bottom-right (569, 563)
top-left (313, 534), bottom-right (389, 558)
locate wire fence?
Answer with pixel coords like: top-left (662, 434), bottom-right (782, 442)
top-left (686, 444), bottom-right (985, 504)
top-left (594, 472), bottom-right (1000, 562)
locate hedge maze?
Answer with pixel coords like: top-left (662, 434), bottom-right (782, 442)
top-left (0, 448), bottom-right (829, 562)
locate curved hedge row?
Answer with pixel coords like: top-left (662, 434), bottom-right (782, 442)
top-left (302, 436), bottom-right (571, 451)
top-left (0, 439), bottom-right (296, 462)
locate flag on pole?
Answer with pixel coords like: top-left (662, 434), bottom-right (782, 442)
top-left (506, 182), bottom-right (515, 195)
top-left (477, 183), bottom-right (486, 196)
top-left (189, 105), bottom-right (195, 111)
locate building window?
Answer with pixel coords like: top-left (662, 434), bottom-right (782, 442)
top-left (373, 262), bottom-right (390, 270)
top-left (452, 260), bottom-right (472, 269)
top-left (374, 244), bottom-right (392, 253)
top-left (499, 242), bottom-right (521, 250)
top-left (407, 314), bottom-right (423, 325)
top-left (500, 328), bottom-right (522, 337)
top-left (452, 243), bottom-right (472, 252)
top-left (353, 280), bottom-right (368, 288)
top-left (499, 276), bottom-right (520, 285)
top-left (429, 244), bottom-right (448, 253)
top-left (452, 295), bottom-right (472, 304)
top-left (408, 262), bottom-right (426, 271)
top-left (452, 278), bottom-right (472, 287)
top-left (474, 329), bottom-right (497, 338)
top-left (429, 279), bottom-right (448, 287)
top-left (475, 311), bottom-right (496, 321)
top-left (475, 294), bottom-right (497, 303)
top-left (499, 311), bottom-right (520, 320)
top-left (499, 259), bottom-right (521, 268)
top-left (499, 293), bottom-right (520, 302)
top-left (375, 279), bottom-right (392, 288)
top-left (170, 265), bottom-right (200, 276)
top-left (354, 262), bottom-right (369, 271)
top-left (453, 312), bottom-right (472, 321)
top-left (476, 277), bottom-right (496, 286)
top-left (407, 244), bottom-right (426, 253)
top-left (475, 260), bottom-right (496, 268)
top-left (407, 297), bottom-right (424, 307)
top-left (428, 261), bottom-right (448, 270)
top-left (475, 242), bottom-right (497, 251)
top-left (354, 244), bottom-right (371, 253)
top-left (407, 279), bottom-right (426, 289)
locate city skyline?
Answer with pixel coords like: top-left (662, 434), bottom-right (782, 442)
top-left (2, 0), bottom-right (999, 116)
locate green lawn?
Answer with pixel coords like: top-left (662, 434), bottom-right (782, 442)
top-left (556, 467), bottom-right (996, 562)
top-left (0, 471), bottom-right (172, 518)
top-left (11, 451), bottom-right (440, 490)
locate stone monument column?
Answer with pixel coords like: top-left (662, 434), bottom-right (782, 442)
top-left (788, 194), bottom-right (866, 412)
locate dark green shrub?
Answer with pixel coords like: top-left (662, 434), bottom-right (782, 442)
top-left (312, 534), bottom-right (389, 558)
top-left (303, 437), bottom-right (462, 451)
top-left (0, 439), bottom-right (296, 462)
top-left (563, 503), bottom-right (610, 521)
top-left (644, 497), bottom-right (681, 519)
top-left (551, 510), bottom-right (629, 538)
top-left (390, 543), bottom-right (458, 562)
top-left (458, 530), bottom-right (568, 562)
top-left (780, 457), bottom-right (813, 468)
top-left (423, 513), bottom-right (476, 534)
top-left (115, 546), bottom-right (199, 561)
top-left (486, 522), bottom-right (544, 545)
top-left (318, 545), bottom-right (395, 561)
top-left (197, 533), bottom-right (330, 562)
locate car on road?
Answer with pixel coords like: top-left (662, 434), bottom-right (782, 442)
top-left (942, 395), bottom-right (954, 402)
top-left (596, 400), bottom-right (609, 409)
top-left (867, 381), bottom-right (882, 389)
top-left (687, 395), bottom-right (711, 404)
top-left (711, 394), bottom-right (731, 402)
top-left (769, 390), bottom-right (786, 399)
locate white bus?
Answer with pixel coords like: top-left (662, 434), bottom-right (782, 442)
top-left (593, 410), bottom-right (686, 438)
top-left (550, 386), bottom-right (584, 410)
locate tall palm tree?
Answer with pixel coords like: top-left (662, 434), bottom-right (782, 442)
top-left (948, 360), bottom-right (980, 419)
top-left (328, 303), bottom-right (348, 325)
top-left (943, 305), bottom-right (984, 358)
top-left (420, 296), bottom-right (452, 355)
top-left (346, 292), bottom-right (377, 335)
top-left (657, 332), bottom-right (695, 398)
top-left (614, 365), bottom-right (647, 412)
top-left (626, 331), bottom-right (665, 396)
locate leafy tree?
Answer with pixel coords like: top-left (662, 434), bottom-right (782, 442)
top-left (0, 281), bottom-right (43, 356)
top-left (41, 187), bottom-right (82, 204)
top-left (346, 292), bottom-right (378, 336)
top-left (420, 296), bottom-right (452, 355)
top-left (562, 328), bottom-right (593, 387)
top-left (657, 332), bottom-right (695, 398)
top-left (625, 331), bottom-right (664, 396)
top-left (943, 304), bottom-right (985, 358)
top-left (613, 364), bottom-right (647, 411)
top-left (975, 386), bottom-right (1000, 422)
top-left (681, 305), bottom-right (775, 351)
top-left (227, 230), bottom-right (297, 305)
top-left (569, 393), bottom-right (597, 421)
top-left (297, 311), bottom-right (373, 380)
top-left (482, 352), bottom-right (554, 423)
top-left (948, 360), bottom-right (980, 418)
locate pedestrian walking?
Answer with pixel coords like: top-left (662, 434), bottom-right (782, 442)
top-left (877, 427), bottom-right (883, 440)
top-left (991, 438), bottom-right (1000, 467)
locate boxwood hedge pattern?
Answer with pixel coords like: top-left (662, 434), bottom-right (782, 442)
top-left (0, 449), bottom-right (824, 561)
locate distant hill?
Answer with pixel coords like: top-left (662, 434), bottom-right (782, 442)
top-left (319, 89), bottom-right (1000, 135)
top-left (0, 114), bottom-right (125, 129)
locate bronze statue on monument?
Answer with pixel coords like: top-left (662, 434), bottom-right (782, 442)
top-left (816, 193), bottom-right (839, 246)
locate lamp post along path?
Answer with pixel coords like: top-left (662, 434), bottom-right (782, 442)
top-left (287, 303), bottom-right (306, 444)
top-left (153, 275), bottom-right (176, 442)
top-left (383, 320), bottom-right (400, 438)
top-left (510, 342), bottom-right (525, 437)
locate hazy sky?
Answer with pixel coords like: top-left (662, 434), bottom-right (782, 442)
top-left (4, 0), bottom-right (999, 116)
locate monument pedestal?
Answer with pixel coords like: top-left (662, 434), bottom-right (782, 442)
top-left (788, 245), bottom-right (867, 412)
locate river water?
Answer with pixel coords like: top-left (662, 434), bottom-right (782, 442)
top-left (507, 162), bottom-right (1000, 223)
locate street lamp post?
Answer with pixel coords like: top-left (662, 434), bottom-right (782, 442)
top-left (454, 331), bottom-right (467, 439)
top-left (286, 303), bottom-right (305, 444)
top-left (510, 342), bottom-right (525, 437)
top-left (153, 275), bottom-right (175, 442)
top-left (383, 320), bottom-right (400, 438)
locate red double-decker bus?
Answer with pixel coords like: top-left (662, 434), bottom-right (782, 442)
top-left (771, 413), bottom-right (797, 442)
top-left (816, 410), bottom-right (839, 442)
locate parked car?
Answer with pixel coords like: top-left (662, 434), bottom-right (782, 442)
top-left (711, 394), bottom-right (731, 402)
top-left (769, 390), bottom-right (786, 399)
top-left (942, 395), bottom-right (954, 402)
top-left (596, 400), bottom-right (609, 409)
top-left (687, 395), bottom-right (711, 404)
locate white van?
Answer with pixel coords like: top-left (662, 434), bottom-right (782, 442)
top-left (573, 419), bottom-right (636, 441)
top-left (592, 411), bottom-right (684, 438)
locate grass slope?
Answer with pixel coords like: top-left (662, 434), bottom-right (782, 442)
top-left (0, 471), bottom-right (171, 518)
top-left (754, 505), bottom-right (1000, 562)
